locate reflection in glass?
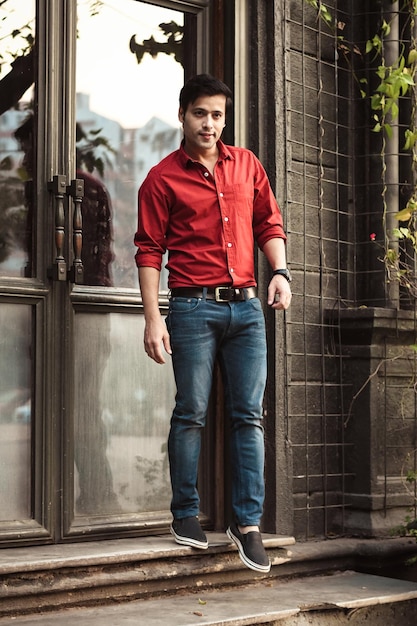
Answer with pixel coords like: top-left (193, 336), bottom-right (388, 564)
top-left (76, 0), bottom-right (184, 289)
top-left (0, 303), bottom-right (32, 520)
top-left (0, 1), bottom-right (35, 278)
top-left (73, 312), bottom-right (175, 516)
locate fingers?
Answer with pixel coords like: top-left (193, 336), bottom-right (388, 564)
top-left (143, 318), bottom-right (172, 364)
top-left (271, 291), bottom-right (292, 310)
top-left (162, 334), bottom-right (172, 357)
top-left (144, 334), bottom-right (172, 364)
top-left (267, 277), bottom-right (292, 310)
top-left (144, 341), bottom-right (164, 364)
top-left (144, 338), bottom-right (167, 364)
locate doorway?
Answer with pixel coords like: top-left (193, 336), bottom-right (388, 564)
top-left (0, 0), bottom-right (219, 545)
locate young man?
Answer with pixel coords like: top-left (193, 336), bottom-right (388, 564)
top-left (134, 74), bottom-right (291, 573)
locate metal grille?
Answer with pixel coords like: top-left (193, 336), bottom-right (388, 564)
top-left (283, 0), bottom-right (352, 539)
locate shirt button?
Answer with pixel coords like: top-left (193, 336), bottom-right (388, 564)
top-left (227, 242), bottom-right (232, 247)
top-left (230, 268), bottom-right (234, 273)
top-left (204, 172), bottom-right (209, 177)
top-left (224, 217), bottom-right (229, 222)
top-left (219, 192), bottom-right (224, 197)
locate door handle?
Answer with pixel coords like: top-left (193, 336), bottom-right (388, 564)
top-left (47, 175), bottom-right (67, 281)
top-left (67, 178), bottom-right (84, 284)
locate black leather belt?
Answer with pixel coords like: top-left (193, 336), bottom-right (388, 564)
top-left (170, 286), bottom-right (257, 302)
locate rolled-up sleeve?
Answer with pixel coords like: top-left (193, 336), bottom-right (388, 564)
top-left (134, 170), bottom-right (169, 270)
top-left (251, 156), bottom-right (286, 250)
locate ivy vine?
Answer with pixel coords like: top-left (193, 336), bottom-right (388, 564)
top-left (305, 0), bottom-right (417, 296)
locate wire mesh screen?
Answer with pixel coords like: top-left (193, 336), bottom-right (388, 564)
top-left (283, 0), bottom-right (417, 540)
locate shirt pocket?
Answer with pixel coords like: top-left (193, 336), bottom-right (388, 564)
top-left (230, 183), bottom-right (254, 218)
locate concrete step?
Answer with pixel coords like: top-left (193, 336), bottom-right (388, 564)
top-left (1, 570), bottom-right (417, 625)
top-left (0, 532), bottom-right (294, 617)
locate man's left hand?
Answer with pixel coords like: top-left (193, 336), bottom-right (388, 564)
top-left (267, 275), bottom-right (292, 310)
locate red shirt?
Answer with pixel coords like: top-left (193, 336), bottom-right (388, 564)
top-left (134, 140), bottom-right (286, 288)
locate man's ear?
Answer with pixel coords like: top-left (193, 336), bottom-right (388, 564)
top-left (178, 107), bottom-right (185, 123)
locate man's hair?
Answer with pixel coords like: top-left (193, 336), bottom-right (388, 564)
top-left (179, 74), bottom-right (233, 113)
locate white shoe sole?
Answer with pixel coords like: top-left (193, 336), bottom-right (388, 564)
top-left (170, 524), bottom-right (208, 549)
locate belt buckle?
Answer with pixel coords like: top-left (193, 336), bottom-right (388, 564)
top-left (215, 286), bottom-right (231, 302)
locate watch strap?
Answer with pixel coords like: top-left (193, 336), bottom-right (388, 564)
top-left (272, 268), bottom-right (292, 282)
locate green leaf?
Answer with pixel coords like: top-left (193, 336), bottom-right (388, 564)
top-left (408, 49), bottom-right (417, 64)
top-left (403, 129), bottom-right (417, 151)
top-left (395, 208), bottom-right (412, 221)
top-left (371, 93), bottom-right (382, 110)
top-left (376, 65), bottom-right (387, 79)
top-left (381, 19), bottom-right (391, 36)
top-left (386, 248), bottom-right (398, 263)
top-left (384, 122), bottom-right (393, 139)
top-left (366, 39), bottom-right (374, 54)
top-left (400, 71), bottom-right (414, 86)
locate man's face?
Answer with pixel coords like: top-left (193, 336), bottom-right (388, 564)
top-left (179, 94), bottom-right (226, 155)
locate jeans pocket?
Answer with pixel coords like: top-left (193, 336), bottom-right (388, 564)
top-left (247, 297), bottom-right (263, 312)
top-left (168, 297), bottom-right (201, 315)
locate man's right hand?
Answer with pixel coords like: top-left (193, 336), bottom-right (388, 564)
top-left (138, 267), bottom-right (172, 364)
top-left (143, 316), bottom-right (172, 364)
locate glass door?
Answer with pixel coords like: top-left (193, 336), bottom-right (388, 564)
top-left (67, 0), bottom-right (185, 536)
top-left (0, 0), bottom-right (216, 545)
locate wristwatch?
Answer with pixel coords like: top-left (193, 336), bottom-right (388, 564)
top-left (272, 268), bottom-right (292, 282)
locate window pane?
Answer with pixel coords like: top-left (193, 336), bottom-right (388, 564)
top-left (0, 303), bottom-right (32, 520)
top-left (76, 0), bottom-right (184, 289)
top-left (73, 311), bottom-right (175, 516)
top-left (0, 1), bottom-right (35, 278)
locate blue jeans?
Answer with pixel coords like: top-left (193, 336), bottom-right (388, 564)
top-left (166, 295), bottom-right (267, 526)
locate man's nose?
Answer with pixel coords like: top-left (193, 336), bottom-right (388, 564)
top-left (202, 115), bottom-right (214, 127)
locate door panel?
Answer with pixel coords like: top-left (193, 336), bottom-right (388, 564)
top-left (66, 0), bottom-right (198, 535)
top-left (71, 311), bottom-right (176, 523)
top-left (0, 303), bottom-right (32, 519)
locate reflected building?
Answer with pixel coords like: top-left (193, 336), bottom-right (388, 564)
top-left (0, 92), bottom-right (181, 287)
top-left (75, 92), bottom-right (181, 288)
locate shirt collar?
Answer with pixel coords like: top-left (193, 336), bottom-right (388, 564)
top-left (178, 139), bottom-right (234, 168)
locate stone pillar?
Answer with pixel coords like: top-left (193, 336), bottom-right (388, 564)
top-left (338, 308), bottom-right (417, 536)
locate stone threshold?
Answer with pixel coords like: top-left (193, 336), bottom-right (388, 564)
top-left (0, 532), bottom-right (294, 575)
top-left (1, 533), bottom-right (416, 577)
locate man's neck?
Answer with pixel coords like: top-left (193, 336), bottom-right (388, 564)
top-left (184, 143), bottom-right (219, 174)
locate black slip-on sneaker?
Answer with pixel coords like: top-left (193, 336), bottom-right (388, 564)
top-left (226, 522), bottom-right (271, 573)
top-left (170, 516), bottom-right (208, 549)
